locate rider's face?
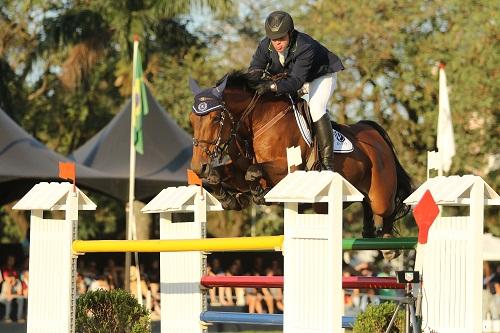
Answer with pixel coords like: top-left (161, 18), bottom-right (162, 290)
top-left (271, 34), bottom-right (290, 53)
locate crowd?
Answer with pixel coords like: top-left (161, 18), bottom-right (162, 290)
top-left (206, 256), bottom-right (284, 314)
top-left (2, 251), bottom-right (499, 324)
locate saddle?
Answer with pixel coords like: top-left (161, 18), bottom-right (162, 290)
top-left (292, 97), bottom-right (354, 169)
top-left (292, 98), bottom-right (322, 170)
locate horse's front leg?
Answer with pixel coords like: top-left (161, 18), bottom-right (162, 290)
top-left (205, 166), bottom-right (250, 210)
top-left (244, 164), bottom-right (271, 205)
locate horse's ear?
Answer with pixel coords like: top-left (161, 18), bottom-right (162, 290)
top-left (189, 77), bottom-right (202, 95)
top-left (212, 75), bottom-right (228, 99)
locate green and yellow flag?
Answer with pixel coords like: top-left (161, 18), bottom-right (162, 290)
top-left (132, 48), bottom-right (149, 154)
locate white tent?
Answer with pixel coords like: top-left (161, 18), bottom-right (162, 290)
top-left (483, 233), bottom-right (500, 261)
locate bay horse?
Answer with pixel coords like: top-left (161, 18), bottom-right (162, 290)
top-left (189, 71), bottom-right (413, 259)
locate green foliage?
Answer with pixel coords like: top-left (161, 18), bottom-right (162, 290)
top-left (75, 289), bottom-right (150, 333)
top-left (353, 302), bottom-right (405, 333)
top-left (292, 0), bottom-right (499, 231)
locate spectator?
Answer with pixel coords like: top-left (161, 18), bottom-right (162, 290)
top-left (129, 265), bottom-right (149, 304)
top-left (245, 256), bottom-right (266, 313)
top-left (206, 262), bottom-right (219, 305)
top-left (1, 255), bottom-right (17, 280)
top-left (377, 263), bottom-right (397, 297)
top-left (245, 282), bottom-right (263, 314)
top-left (20, 228), bottom-right (30, 257)
top-left (359, 288), bottom-right (381, 311)
top-left (492, 265), bottom-right (500, 320)
top-left (81, 260), bottom-right (98, 289)
top-left (483, 261), bottom-right (500, 320)
top-left (148, 259), bottom-right (161, 317)
top-left (103, 259), bottom-right (122, 289)
top-left (211, 258), bottom-right (231, 306)
top-left (20, 270), bottom-right (28, 298)
top-left (76, 273), bottom-right (87, 296)
top-left (0, 272), bottom-right (24, 323)
top-left (225, 260), bottom-right (245, 307)
top-left (88, 274), bottom-right (110, 291)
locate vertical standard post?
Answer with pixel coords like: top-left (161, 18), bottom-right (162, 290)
top-left (469, 178), bottom-right (484, 332)
top-left (282, 172), bottom-right (346, 332)
top-left (26, 193), bottom-right (78, 333)
top-left (160, 188), bottom-right (207, 333)
top-left (330, 173), bottom-right (345, 333)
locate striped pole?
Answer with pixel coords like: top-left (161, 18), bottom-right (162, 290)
top-left (200, 312), bottom-right (356, 328)
top-left (201, 275), bottom-right (406, 289)
top-left (342, 237), bottom-right (417, 250)
top-left (72, 236), bottom-right (416, 253)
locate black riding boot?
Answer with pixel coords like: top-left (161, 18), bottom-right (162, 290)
top-left (314, 114), bottom-right (335, 171)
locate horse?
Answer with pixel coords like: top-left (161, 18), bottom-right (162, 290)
top-left (188, 71), bottom-right (413, 259)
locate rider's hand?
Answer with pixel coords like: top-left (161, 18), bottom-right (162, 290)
top-left (256, 82), bottom-right (277, 95)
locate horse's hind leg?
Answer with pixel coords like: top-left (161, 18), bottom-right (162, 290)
top-left (361, 198), bottom-right (376, 238)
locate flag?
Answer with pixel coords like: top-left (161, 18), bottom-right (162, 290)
top-left (132, 46), bottom-right (149, 154)
top-left (187, 169), bottom-right (202, 186)
top-left (437, 64), bottom-right (455, 172)
top-left (59, 161), bottom-right (76, 184)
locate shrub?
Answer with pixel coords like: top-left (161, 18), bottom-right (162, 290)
top-left (353, 302), bottom-right (405, 333)
top-left (75, 289), bottom-right (150, 333)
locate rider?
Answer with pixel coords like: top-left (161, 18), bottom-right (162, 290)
top-left (248, 10), bottom-right (344, 171)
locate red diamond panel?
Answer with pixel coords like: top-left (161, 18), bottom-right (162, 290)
top-left (413, 190), bottom-right (439, 244)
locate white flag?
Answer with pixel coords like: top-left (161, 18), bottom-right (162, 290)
top-left (437, 65), bottom-right (455, 172)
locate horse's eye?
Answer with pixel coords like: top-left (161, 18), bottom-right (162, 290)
top-left (213, 115), bottom-right (222, 122)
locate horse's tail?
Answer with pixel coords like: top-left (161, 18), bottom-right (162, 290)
top-left (359, 120), bottom-right (414, 221)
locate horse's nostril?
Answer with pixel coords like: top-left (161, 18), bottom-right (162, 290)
top-left (200, 164), bottom-right (208, 177)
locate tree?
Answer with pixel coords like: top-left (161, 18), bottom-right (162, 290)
top-left (0, 0), bottom-right (233, 241)
top-left (293, 0), bottom-right (498, 232)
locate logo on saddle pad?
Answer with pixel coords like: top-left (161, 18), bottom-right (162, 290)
top-left (294, 109), bottom-right (353, 153)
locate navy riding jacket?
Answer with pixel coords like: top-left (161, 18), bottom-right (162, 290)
top-left (249, 30), bottom-right (344, 94)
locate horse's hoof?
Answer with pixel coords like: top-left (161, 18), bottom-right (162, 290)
top-left (221, 199), bottom-right (242, 211)
top-left (245, 165), bottom-right (263, 182)
top-left (236, 193), bottom-right (251, 209)
top-left (381, 249), bottom-right (401, 261)
top-left (362, 229), bottom-right (376, 238)
top-left (381, 234), bottom-right (401, 261)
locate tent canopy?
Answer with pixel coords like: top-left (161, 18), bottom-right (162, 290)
top-left (70, 87), bottom-right (192, 202)
top-left (0, 108), bottom-right (122, 205)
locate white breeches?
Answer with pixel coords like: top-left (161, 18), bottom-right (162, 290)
top-left (303, 72), bottom-right (337, 122)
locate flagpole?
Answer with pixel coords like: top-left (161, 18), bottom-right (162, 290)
top-left (125, 36), bottom-right (142, 304)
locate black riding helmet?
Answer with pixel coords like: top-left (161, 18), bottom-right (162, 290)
top-left (265, 11), bottom-right (294, 39)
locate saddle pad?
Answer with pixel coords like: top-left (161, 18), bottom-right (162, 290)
top-left (293, 107), bottom-right (353, 153)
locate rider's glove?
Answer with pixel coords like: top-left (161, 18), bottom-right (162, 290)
top-left (256, 82), bottom-right (277, 95)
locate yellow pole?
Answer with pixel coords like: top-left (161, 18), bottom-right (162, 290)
top-left (73, 236), bottom-right (283, 254)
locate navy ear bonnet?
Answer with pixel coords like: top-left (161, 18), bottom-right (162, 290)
top-left (192, 89), bottom-right (225, 115)
top-left (190, 76), bottom-right (228, 115)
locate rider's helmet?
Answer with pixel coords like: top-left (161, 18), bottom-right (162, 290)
top-left (265, 11), bottom-right (294, 40)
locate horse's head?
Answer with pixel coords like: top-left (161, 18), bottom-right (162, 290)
top-left (188, 75), bottom-right (233, 182)
top-left (188, 71), bottom-right (266, 182)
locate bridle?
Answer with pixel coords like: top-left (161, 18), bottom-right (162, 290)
top-left (192, 93), bottom-right (260, 166)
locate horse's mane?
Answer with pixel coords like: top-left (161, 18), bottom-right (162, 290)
top-left (216, 70), bottom-right (261, 92)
